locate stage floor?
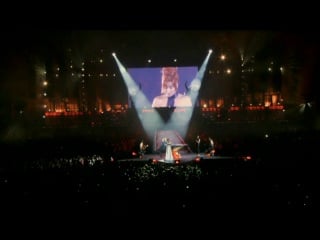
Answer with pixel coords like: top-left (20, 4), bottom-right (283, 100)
top-left (118, 153), bottom-right (236, 163)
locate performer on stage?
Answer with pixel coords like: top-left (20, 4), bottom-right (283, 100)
top-left (208, 137), bottom-right (215, 157)
top-left (139, 140), bottom-right (148, 159)
top-left (164, 138), bottom-right (175, 162)
top-left (196, 135), bottom-right (201, 155)
top-left (158, 137), bottom-right (167, 158)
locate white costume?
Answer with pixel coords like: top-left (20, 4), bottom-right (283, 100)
top-left (164, 139), bottom-right (174, 163)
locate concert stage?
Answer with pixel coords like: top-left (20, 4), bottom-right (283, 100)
top-left (119, 129), bottom-right (250, 164)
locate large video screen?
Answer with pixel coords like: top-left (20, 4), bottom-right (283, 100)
top-left (127, 66), bottom-right (198, 108)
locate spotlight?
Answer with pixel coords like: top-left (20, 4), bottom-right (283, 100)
top-left (209, 49), bottom-right (213, 53)
top-left (112, 52), bottom-right (116, 57)
top-left (190, 79), bottom-right (201, 91)
top-left (128, 86), bottom-right (138, 96)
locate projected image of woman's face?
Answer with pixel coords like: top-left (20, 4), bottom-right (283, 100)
top-left (164, 81), bottom-right (176, 97)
